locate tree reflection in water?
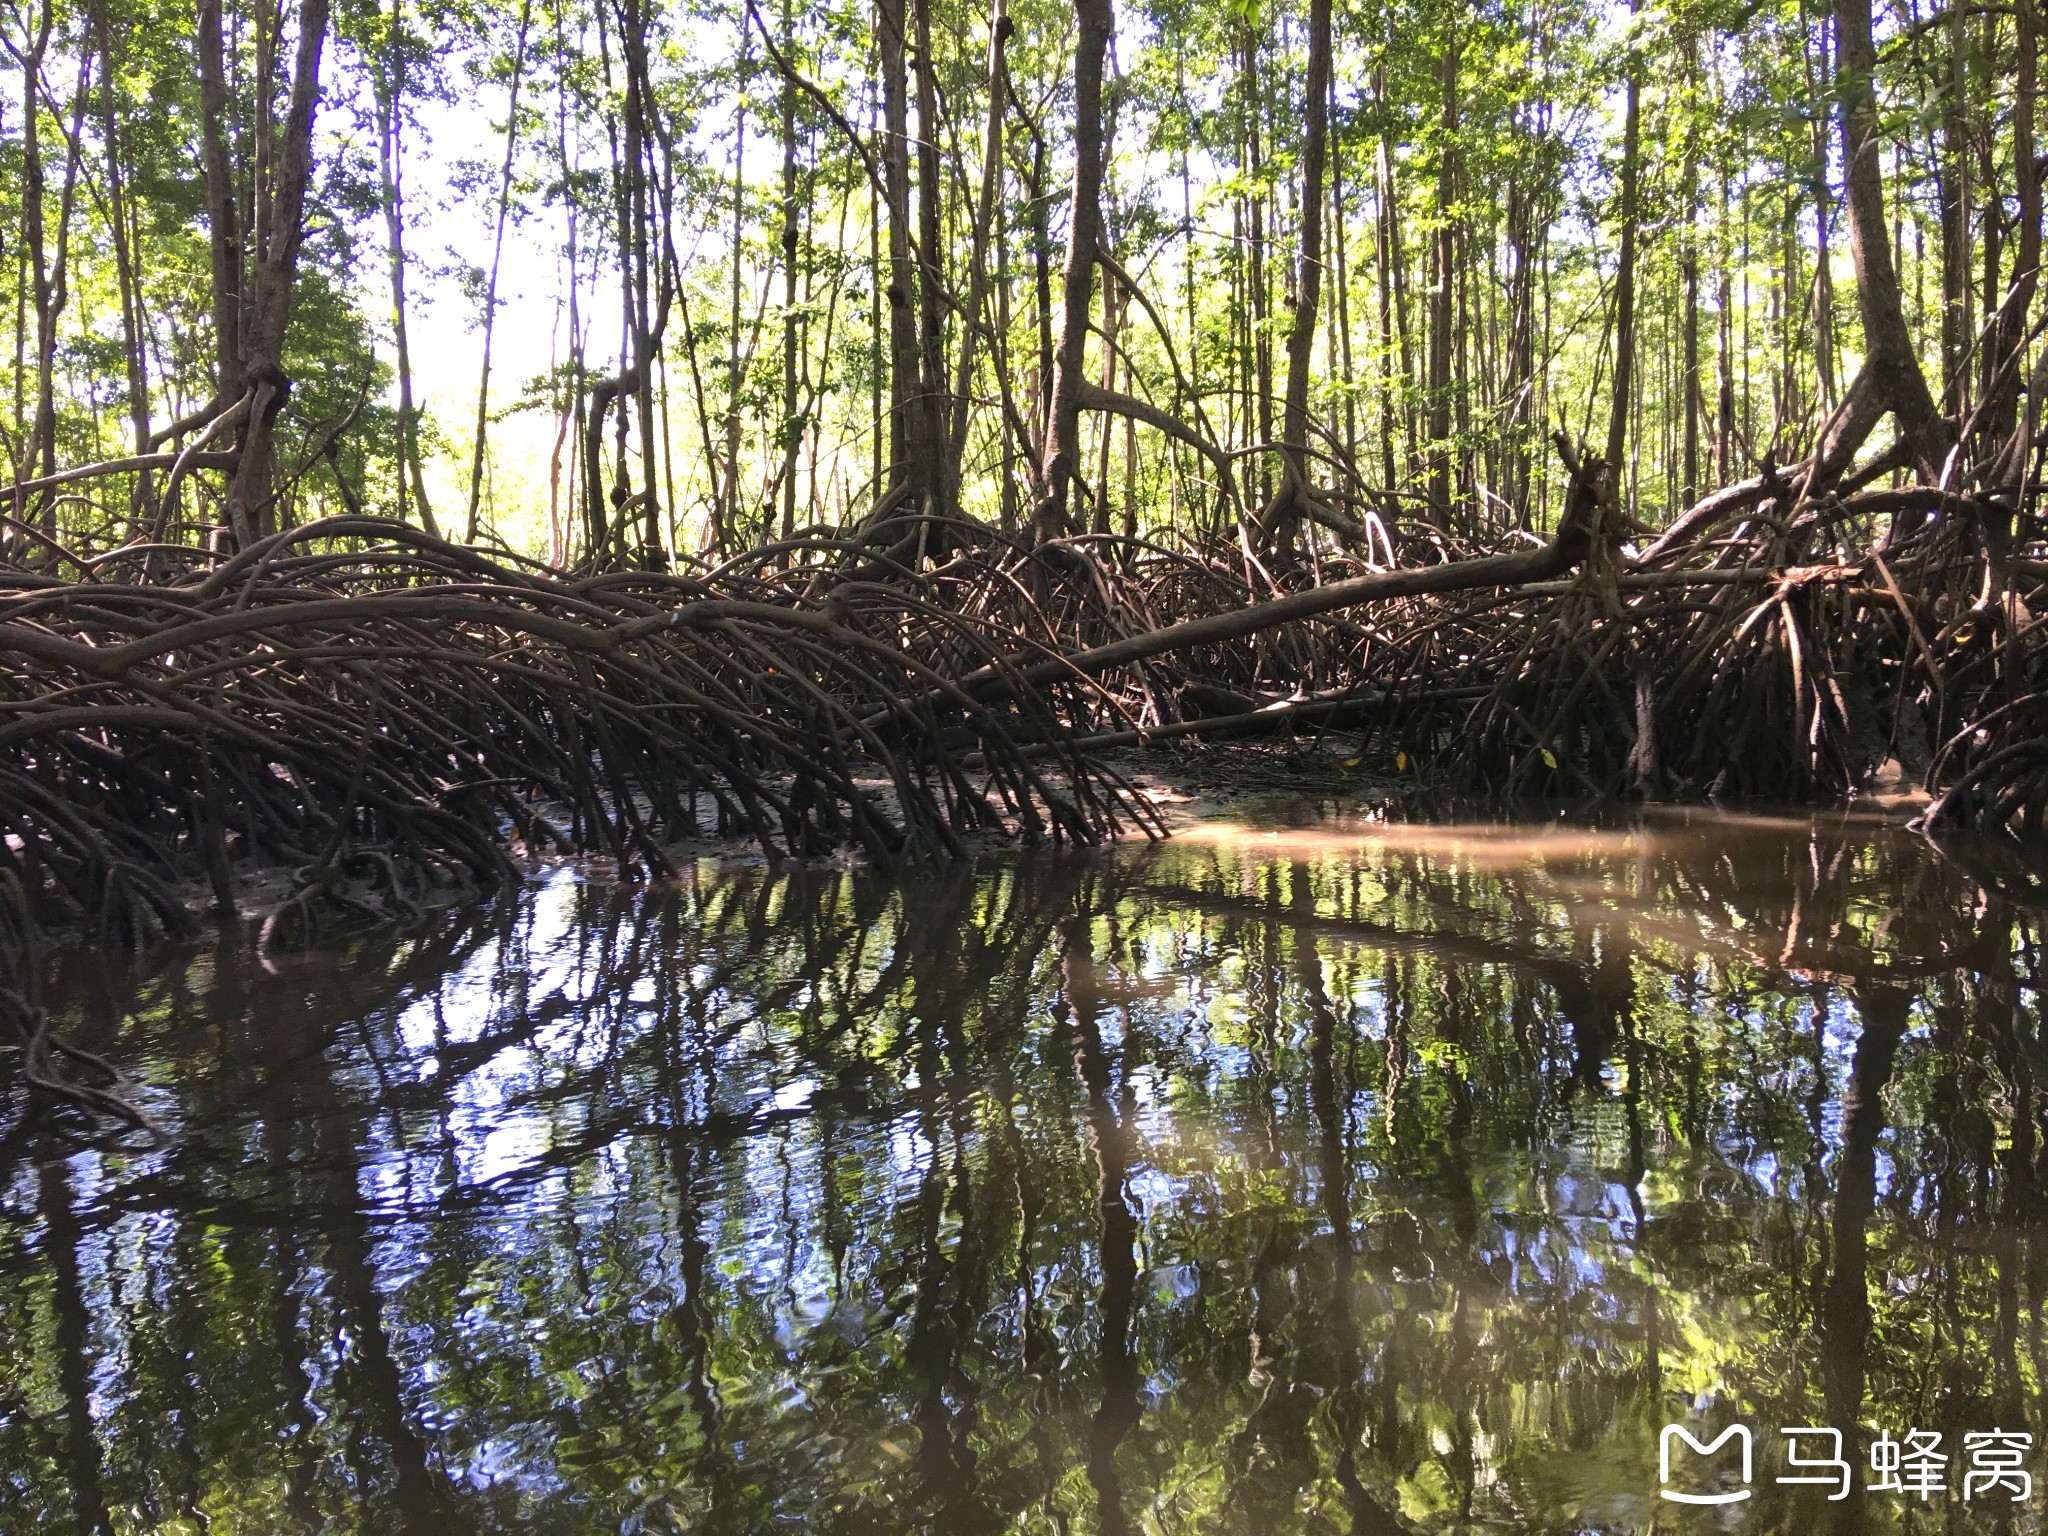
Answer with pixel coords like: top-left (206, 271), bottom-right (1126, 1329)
top-left (2, 804), bottom-right (2043, 1533)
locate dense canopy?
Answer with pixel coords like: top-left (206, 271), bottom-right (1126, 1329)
top-left (0, 0), bottom-right (2028, 564)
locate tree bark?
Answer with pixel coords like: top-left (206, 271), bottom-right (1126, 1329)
top-left (1267, 0), bottom-right (1333, 557)
top-left (876, 0), bottom-right (933, 509)
top-left (1427, 36), bottom-right (1458, 519)
top-left (93, 11), bottom-right (153, 526)
top-left (1834, 0), bottom-right (1952, 484)
top-left (8, 2), bottom-right (91, 541)
top-left (196, 0), bottom-right (244, 408)
top-left (723, 12), bottom-right (750, 534)
top-left (1988, 0), bottom-right (2040, 480)
top-left (373, 0), bottom-right (438, 536)
top-left (777, 0), bottom-right (802, 540)
top-left (1031, 0), bottom-right (1112, 540)
top-left (1604, 11), bottom-right (1640, 492)
top-left (465, 0), bottom-right (533, 543)
top-left (221, 0), bottom-right (334, 547)
top-left (947, 0), bottom-right (1012, 505)
top-left (911, 0), bottom-right (951, 527)
top-left (1244, 34), bottom-right (1272, 505)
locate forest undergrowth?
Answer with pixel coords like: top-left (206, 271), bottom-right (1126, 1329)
top-left (4, 424), bottom-right (2044, 1132)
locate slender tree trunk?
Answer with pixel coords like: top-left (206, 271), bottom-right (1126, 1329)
top-left (1031, 0), bottom-right (1112, 539)
top-left (465, 0), bottom-right (533, 542)
top-left (1938, 2), bottom-right (1972, 415)
top-left (1833, 0), bottom-right (1953, 483)
top-left (996, 166), bottom-right (1018, 534)
top-left (1093, 286), bottom-right (1118, 534)
top-left (95, 15), bottom-right (153, 524)
top-left (947, 0), bottom-right (1011, 504)
top-left (1427, 37), bottom-right (1458, 517)
top-left (1455, 218), bottom-right (1474, 513)
top-left (877, 0), bottom-right (932, 507)
top-left (221, 0), bottom-right (334, 547)
top-left (1680, 119), bottom-right (1699, 510)
top-left (1806, 16), bottom-right (1838, 410)
top-left (1979, 9), bottom-right (2006, 434)
top-left (869, 58), bottom-right (882, 502)
top-left (373, 0), bottom-right (437, 536)
top-left (10, 3), bottom-right (89, 540)
top-left (1988, 0), bottom-right (2040, 514)
top-left (1372, 88), bottom-right (1399, 494)
top-left (1245, 34), bottom-right (1272, 501)
top-left (1268, 0), bottom-right (1333, 555)
top-left (1026, 113), bottom-right (1054, 443)
top-left (1332, 91), bottom-right (1359, 485)
top-left (1717, 160), bottom-right (1736, 487)
top-left (911, 0), bottom-right (950, 526)
top-left (196, 0), bottom-right (244, 410)
top-left (1604, 11), bottom-right (1640, 492)
top-left (722, 14), bottom-right (750, 537)
top-left (620, 0), bottom-right (666, 566)
top-left (777, 0), bottom-right (802, 539)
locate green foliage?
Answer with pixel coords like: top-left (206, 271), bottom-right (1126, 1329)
top-left (0, 0), bottom-right (2029, 557)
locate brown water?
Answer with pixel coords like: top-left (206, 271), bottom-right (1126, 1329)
top-left (3, 803), bottom-right (2046, 1533)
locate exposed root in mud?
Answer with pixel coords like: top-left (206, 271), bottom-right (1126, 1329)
top-left (4, 434), bottom-right (2046, 1124)
top-left (0, 516), bottom-right (1175, 1124)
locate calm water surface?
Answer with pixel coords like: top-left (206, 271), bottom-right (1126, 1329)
top-left (5, 803), bottom-right (2047, 1533)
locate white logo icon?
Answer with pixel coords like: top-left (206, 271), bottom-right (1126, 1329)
top-left (1660, 1423), bottom-right (1753, 1505)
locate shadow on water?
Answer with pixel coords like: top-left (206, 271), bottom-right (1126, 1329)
top-left (3, 802), bottom-right (2047, 1532)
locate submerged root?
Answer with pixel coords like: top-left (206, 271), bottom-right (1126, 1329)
top-left (0, 516), bottom-right (1179, 1124)
top-left (0, 988), bottom-right (162, 1138)
top-left (4, 455), bottom-right (2046, 1125)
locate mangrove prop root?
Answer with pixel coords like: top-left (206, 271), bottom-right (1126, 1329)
top-left (5, 433), bottom-right (2045, 1123)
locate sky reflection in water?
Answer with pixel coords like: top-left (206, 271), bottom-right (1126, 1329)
top-left (2, 802), bottom-right (2043, 1534)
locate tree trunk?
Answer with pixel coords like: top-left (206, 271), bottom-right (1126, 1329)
top-left (911, 0), bottom-right (951, 527)
top-left (1833, 0), bottom-right (1952, 484)
top-left (1988, 1), bottom-right (2038, 471)
top-left (1245, 34), bottom-right (1272, 504)
top-left (1031, 0), bottom-right (1112, 540)
top-left (1267, 0), bottom-right (1333, 557)
top-left (465, 0), bottom-right (533, 543)
top-left (1330, 87), bottom-right (1359, 489)
top-left (95, 13), bottom-right (153, 526)
top-left (947, 0), bottom-right (1011, 505)
top-left (373, 0), bottom-right (437, 536)
top-left (1372, 91), bottom-right (1400, 494)
top-left (1805, 16), bottom-right (1838, 409)
top-left (1604, 13), bottom-right (1640, 491)
top-left (1717, 160), bottom-right (1736, 486)
top-left (720, 13), bottom-right (750, 541)
top-left (1427, 37), bottom-right (1458, 519)
top-left (1937, 2), bottom-right (1972, 417)
top-left (9, 3), bottom-right (90, 545)
top-left (777, 0), bottom-right (802, 540)
top-left (196, 0), bottom-right (245, 409)
top-left (1978, 8), bottom-right (2006, 439)
top-left (877, 0), bottom-right (933, 508)
top-left (1988, 0), bottom-right (2040, 507)
top-left (618, 0), bottom-right (666, 566)
top-left (1680, 127), bottom-right (1699, 510)
top-left (221, 0), bottom-right (334, 547)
